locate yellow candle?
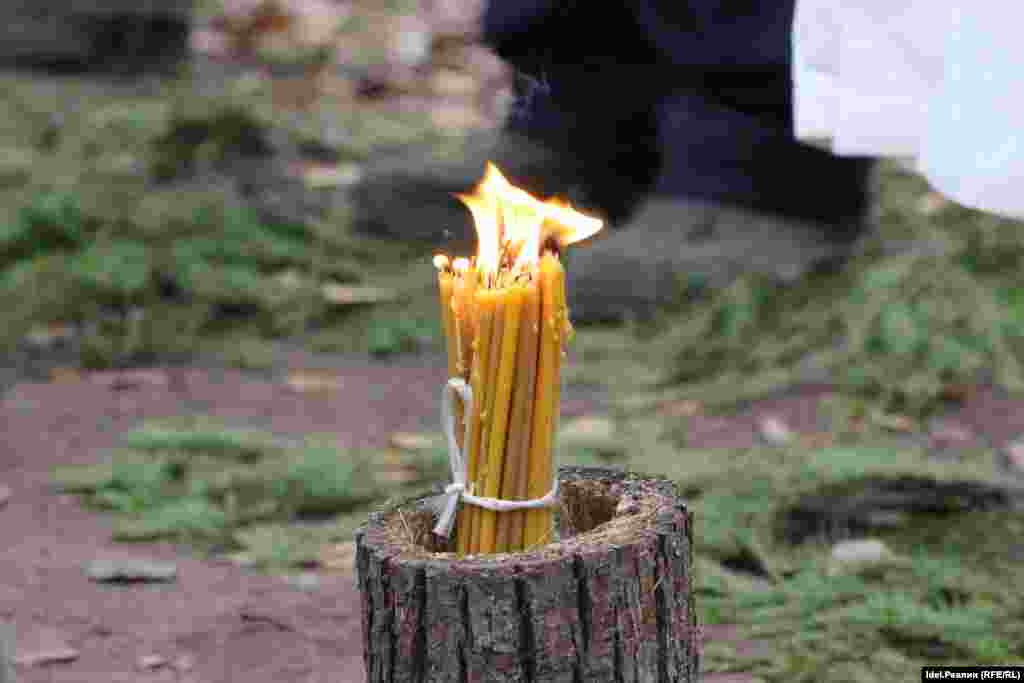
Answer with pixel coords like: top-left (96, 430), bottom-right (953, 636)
top-left (434, 257), bottom-right (458, 380)
top-left (448, 261), bottom-right (476, 460)
top-left (452, 260), bottom-right (477, 381)
top-left (495, 277), bottom-right (540, 552)
top-left (456, 287), bottom-right (495, 556)
top-left (524, 253), bottom-right (564, 548)
top-left (440, 161), bottom-right (603, 556)
top-left (477, 282), bottom-right (524, 554)
top-left (470, 291), bottom-right (506, 553)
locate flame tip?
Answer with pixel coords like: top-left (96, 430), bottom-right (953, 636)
top-left (460, 161), bottom-right (603, 281)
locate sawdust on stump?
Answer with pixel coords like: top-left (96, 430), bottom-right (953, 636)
top-left (355, 465), bottom-right (699, 683)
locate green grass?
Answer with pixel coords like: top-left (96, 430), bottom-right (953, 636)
top-left (658, 163), bottom-right (1024, 418)
top-left (121, 424), bottom-right (282, 461)
top-left (0, 67), bottom-right (437, 367)
top-left (52, 420), bottom-right (445, 567)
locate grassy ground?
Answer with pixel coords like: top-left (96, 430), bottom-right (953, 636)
top-left (4, 41), bottom-right (1024, 682)
top-left (50, 408), bottom-right (1024, 681)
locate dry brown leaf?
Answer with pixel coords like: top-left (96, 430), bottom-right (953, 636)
top-left (320, 541), bottom-right (356, 573)
top-left (939, 382), bottom-right (971, 402)
top-left (800, 432), bottom-right (834, 449)
top-left (374, 466), bottom-right (422, 486)
top-left (49, 367), bottom-right (84, 383)
top-left (137, 655), bottom-right (168, 671)
top-left (429, 101), bottom-right (487, 131)
top-left (872, 412), bottom-right (916, 433)
top-left (13, 626), bottom-right (79, 667)
top-left (389, 432), bottom-right (436, 451)
top-left (559, 415), bottom-right (615, 443)
top-left (428, 68), bottom-right (480, 98)
top-left (270, 71), bottom-right (324, 110)
top-left (287, 0), bottom-right (350, 50)
top-left (285, 370), bottom-right (344, 393)
top-left (658, 399), bottom-right (702, 417)
top-left (917, 192), bottom-right (951, 216)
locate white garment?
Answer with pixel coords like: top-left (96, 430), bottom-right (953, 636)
top-left (793, 1), bottom-right (1024, 219)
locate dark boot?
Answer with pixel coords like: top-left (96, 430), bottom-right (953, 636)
top-left (566, 198), bottom-right (869, 324)
top-left (565, 91), bottom-right (875, 324)
top-left (350, 67), bottom-right (661, 252)
top-left (350, 128), bottom-right (587, 250)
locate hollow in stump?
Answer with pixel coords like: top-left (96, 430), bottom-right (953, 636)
top-left (355, 466), bottom-right (699, 683)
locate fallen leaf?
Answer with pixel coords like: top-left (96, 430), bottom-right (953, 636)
top-left (425, 0), bottom-right (485, 39)
top-left (269, 70), bottom-right (326, 110)
top-left (374, 465), bottom-right (422, 486)
top-left (799, 432), bottom-right (833, 449)
top-left (137, 654), bottom-right (168, 671)
top-left (14, 626), bottom-right (79, 667)
top-left (320, 541), bottom-right (356, 573)
top-left (375, 448), bottom-right (427, 485)
top-left (872, 411), bottom-right (916, 433)
top-left (321, 284), bottom-right (398, 305)
top-left (389, 432), bottom-right (436, 451)
top-left (285, 371), bottom-right (344, 393)
top-left (917, 192), bottom-right (951, 216)
top-left (430, 101), bottom-right (487, 131)
top-left (939, 382), bottom-right (971, 402)
top-left (559, 415), bottom-right (614, 443)
top-left (287, 0), bottom-right (350, 50)
top-left (659, 399), bottom-right (701, 418)
top-left (428, 68), bottom-right (480, 98)
top-left (49, 367), bottom-right (83, 383)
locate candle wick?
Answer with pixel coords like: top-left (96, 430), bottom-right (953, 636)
top-left (541, 236), bottom-right (561, 259)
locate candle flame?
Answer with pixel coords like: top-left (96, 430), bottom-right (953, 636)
top-left (453, 162), bottom-right (603, 279)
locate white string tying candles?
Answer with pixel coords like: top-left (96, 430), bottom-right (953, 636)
top-left (432, 378), bottom-right (559, 538)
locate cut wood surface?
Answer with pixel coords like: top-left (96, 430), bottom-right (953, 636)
top-left (355, 466), bottom-right (699, 683)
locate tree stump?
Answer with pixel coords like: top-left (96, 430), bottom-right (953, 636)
top-left (355, 466), bottom-right (699, 683)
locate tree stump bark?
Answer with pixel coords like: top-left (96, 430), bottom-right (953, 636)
top-left (355, 466), bottom-right (699, 683)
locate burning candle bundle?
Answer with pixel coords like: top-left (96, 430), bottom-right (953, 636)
top-left (432, 163), bottom-right (602, 555)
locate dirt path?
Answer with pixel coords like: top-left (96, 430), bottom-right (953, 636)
top-left (2, 349), bottom-right (1023, 682)
top-left (0, 351), bottom-right (609, 683)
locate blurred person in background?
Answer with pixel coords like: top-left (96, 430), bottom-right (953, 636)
top-left (356, 0), bottom-right (875, 323)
